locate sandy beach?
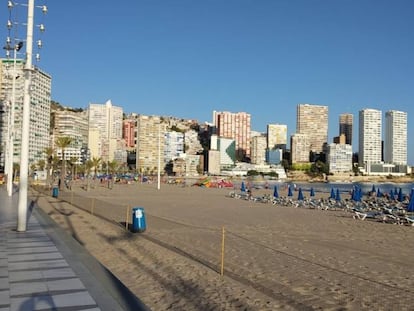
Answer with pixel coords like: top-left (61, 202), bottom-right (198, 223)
top-left (30, 181), bottom-right (414, 311)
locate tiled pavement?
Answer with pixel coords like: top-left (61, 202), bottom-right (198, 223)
top-left (0, 188), bottom-right (150, 311)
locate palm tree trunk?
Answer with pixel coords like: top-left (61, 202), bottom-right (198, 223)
top-left (60, 159), bottom-right (65, 190)
top-left (46, 163), bottom-right (51, 189)
top-left (86, 174), bottom-right (90, 191)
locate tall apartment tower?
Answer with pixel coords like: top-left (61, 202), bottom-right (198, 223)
top-left (0, 59), bottom-right (25, 171)
top-left (213, 111), bottom-right (251, 160)
top-left (0, 59), bottom-right (51, 169)
top-left (385, 110), bottom-right (407, 165)
top-left (290, 133), bottom-right (311, 164)
top-left (339, 113), bottom-right (353, 146)
top-left (267, 124), bottom-right (287, 150)
top-left (135, 115), bottom-right (167, 174)
top-left (123, 119), bottom-right (135, 150)
top-left (164, 131), bottom-right (184, 164)
top-left (358, 108), bottom-right (382, 167)
top-left (251, 134), bottom-right (267, 165)
top-left (53, 109), bottom-right (89, 163)
top-left (296, 104), bottom-right (328, 154)
top-left (88, 99), bottom-right (123, 162)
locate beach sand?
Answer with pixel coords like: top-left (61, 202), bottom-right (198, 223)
top-left (31, 181), bottom-right (414, 311)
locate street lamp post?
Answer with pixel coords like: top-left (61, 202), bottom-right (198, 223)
top-left (157, 123), bottom-right (161, 190)
top-left (16, 0), bottom-right (34, 232)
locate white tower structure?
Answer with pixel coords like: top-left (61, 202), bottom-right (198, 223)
top-left (0, 59), bottom-right (51, 167)
top-left (88, 99), bottom-right (123, 162)
top-left (358, 108), bottom-right (382, 167)
top-left (385, 110), bottom-right (407, 165)
top-left (164, 131), bottom-right (184, 164)
top-left (267, 124), bottom-right (287, 149)
top-left (53, 109), bottom-right (88, 164)
top-left (296, 104), bottom-right (328, 154)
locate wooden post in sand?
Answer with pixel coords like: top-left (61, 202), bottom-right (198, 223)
top-left (91, 198), bottom-right (95, 215)
top-left (125, 205), bottom-right (129, 230)
top-left (220, 226), bottom-right (225, 276)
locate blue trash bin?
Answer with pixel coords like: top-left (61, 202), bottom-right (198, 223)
top-left (52, 187), bottom-right (59, 198)
top-left (131, 207), bottom-right (146, 233)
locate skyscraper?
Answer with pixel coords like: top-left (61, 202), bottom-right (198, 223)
top-left (0, 59), bottom-right (51, 169)
top-left (339, 113), bottom-right (353, 146)
top-left (29, 68), bottom-right (52, 165)
top-left (53, 109), bottom-right (88, 164)
top-left (385, 110), bottom-right (407, 165)
top-left (267, 124), bottom-right (287, 150)
top-left (327, 143), bottom-right (353, 172)
top-left (164, 131), bottom-right (184, 164)
top-left (213, 111), bottom-right (251, 160)
top-left (290, 133), bottom-right (311, 164)
top-left (135, 115), bottom-right (166, 174)
top-left (88, 99), bottom-right (123, 162)
top-left (123, 119), bottom-right (136, 149)
top-left (296, 104), bottom-right (328, 154)
top-left (251, 134), bottom-right (267, 165)
top-left (358, 108), bottom-right (382, 167)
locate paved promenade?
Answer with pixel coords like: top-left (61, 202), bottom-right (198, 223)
top-left (0, 187), bottom-right (149, 311)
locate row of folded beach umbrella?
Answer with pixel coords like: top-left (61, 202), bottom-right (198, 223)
top-left (240, 181), bottom-right (412, 203)
top-left (271, 185), bottom-right (338, 201)
top-left (239, 180), bottom-right (414, 213)
top-left (272, 184), bottom-right (414, 213)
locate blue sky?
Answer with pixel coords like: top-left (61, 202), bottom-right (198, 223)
top-left (2, 0), bottom-right (414, 164)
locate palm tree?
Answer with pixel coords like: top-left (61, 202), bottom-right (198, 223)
top-left (107, 160), bottom-right (118, 175)
top-left (107, 160), bottom-right (118, 189)
top-left (69, 157), bottom-right (79, 178)
top-left (55, 136), bottom-right (73, 190)
top-left (37, 159), bottom-right (45, 171)
top-left (91, 157), bottom-right (102, 180)
top-left (30, 163), bottom-right (37, 173)
top-left (101, 161), bottom-right (107, 173)
top-left (84, 159), bottom-right (94, 191)
top-left (67, 157), bottom-right (79, 189)
top-left (51, 157), bottom-right (60, 180)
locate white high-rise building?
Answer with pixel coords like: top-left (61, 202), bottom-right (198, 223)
top-left (135, 115), bottom-right (166, 174)
top-left (164, 131), bottom-right (184, 164)
top-left (251, 134), bottom-right (267, 165)
top-left (358, 109), bottom-right (382, 167)
top-left (267, 124), bottom-right (287, 150)
top-left (290, 133), bottom-right (310, 164)
top-left (88, 100), bottom-right (123, 162)
top-left (327, 143), bottom-right (353, 172)
top-left (296, 104), bottom-right (328, 154)
top-left (53, 109), bottom-right (89, 164)
top-left (0, 59), bottom-right (51, 169)
top-left (385, 110), bottom-right (407, 165)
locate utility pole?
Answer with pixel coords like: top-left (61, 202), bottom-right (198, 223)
top-left (16, 0), bottom-right (34, 232)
